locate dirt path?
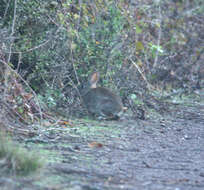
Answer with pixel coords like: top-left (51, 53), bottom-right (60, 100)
top-left (1, 103), bottom-right (204, 190)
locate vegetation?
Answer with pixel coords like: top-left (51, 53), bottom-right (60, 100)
top-left (0, 0), bottom-right (203, 121)
top-left (0, 131), bottom-right (43, 175)
top-left (0, 1), bottom-right (203, 188)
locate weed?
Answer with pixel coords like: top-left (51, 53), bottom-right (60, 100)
top-left (0, 132), bottom-right (43, 176)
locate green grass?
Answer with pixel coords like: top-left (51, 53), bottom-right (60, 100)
top-left (0, 132), bottom-right (43, 176)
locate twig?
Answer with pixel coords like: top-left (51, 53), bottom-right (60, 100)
top-left (3, 40), bottom-right (50, 54)
top-left (4, 0), bottom-right (17, 102)
top-left (153, 3), bottom-right (162, 68)
top-left (76, 0), bottom-right (82, 32)
top-left (16, 52), bottom-right (22, 72)
top-left (66, 74), bottom-right (82, 101)
top-left (0, 59), bottom-right (43, 123)
top-left (130, 58), bottom-right (153, 91)
top-left (0, 100), bottom-right (29, 124)
top-left (7, 0), bottom-right (17, 63)
top-left (3, 0), bottom-right (11, 21)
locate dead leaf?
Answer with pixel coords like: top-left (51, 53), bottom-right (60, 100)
top-left (58, 120), bottom-right (73, 126)
top-left (23, 93), bottom-right (33, 101)
top-left (88, 142), bottom-right (103, 148)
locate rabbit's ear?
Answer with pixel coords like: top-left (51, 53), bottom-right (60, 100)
top-left (89, 72), bottom-right (99, 88)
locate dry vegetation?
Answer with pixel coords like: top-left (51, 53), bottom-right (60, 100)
top-left (0, 127), bottom-right (43, 176)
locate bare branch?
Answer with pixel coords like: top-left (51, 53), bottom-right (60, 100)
top-left (7, 0), bottom-right (17, 63)
top-left (4, 0), bottom-right (17, 103)
top-left (3, 0), bottom-right (11, 21)
top-left (130, 58), bottom-right (153, 91)
top-left (153, 3), bottom-right (162, 68)
top-left (1, 59), bottom-right (43, 122)
top-left (3, 39), bottom-right (50, 54)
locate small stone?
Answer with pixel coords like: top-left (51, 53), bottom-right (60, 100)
top-left (200, 172), bottom-right (204, 177)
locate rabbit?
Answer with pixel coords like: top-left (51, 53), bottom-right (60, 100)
top-left (81, 72), bottom-right (124, 119)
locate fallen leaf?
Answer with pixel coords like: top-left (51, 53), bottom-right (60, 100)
top-left (88, 142), bottom-right (103, 148)
top-left (58, 120), bottom-right (73, 126)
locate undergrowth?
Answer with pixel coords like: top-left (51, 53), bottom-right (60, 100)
top-left (0, 132), bottom-right (43, 176)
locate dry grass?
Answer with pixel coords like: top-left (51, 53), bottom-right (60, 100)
top-left (0, 131), bottom-right (43, 176)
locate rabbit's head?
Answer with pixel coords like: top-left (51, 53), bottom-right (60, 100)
top-left (81, 72), bottom-right (125, 119)
top-left (80, 72), bottom-right (99, 96)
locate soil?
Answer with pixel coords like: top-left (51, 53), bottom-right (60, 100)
top-left (0, 100), bottom-right (204, 190)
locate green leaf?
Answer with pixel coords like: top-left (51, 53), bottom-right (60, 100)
top-left (136, 41), bottom-right (144, 51)
top-left (135, 24), bottom-right (142, 34)
top-left (130, 94), bottom-right (137, 100)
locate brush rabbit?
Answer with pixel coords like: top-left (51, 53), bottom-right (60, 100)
top-left (81, 72), bottom-right (124, 119)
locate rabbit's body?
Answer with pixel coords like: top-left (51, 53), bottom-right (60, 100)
top-left (83, 87), bottom-right (123, 118)
top-left (81, 72), bottom-right (123, 119)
